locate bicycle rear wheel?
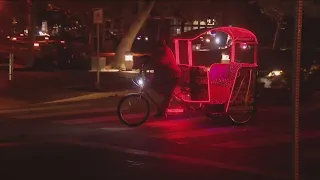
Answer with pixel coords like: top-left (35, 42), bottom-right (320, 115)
top-left (228, 112), bottom-right (253, 124)
top-left (117, 94), bottom-right (150, 127)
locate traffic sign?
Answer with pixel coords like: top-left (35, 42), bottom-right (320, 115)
top-left (93, 9), bottom-right (103, 24)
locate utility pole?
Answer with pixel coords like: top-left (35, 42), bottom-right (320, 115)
top-left (93, 8), bottom-right (103, 89)
top-left (26, 0), bottom-right (35, 68)
top-left (292, 0), bottom-right (303, 180)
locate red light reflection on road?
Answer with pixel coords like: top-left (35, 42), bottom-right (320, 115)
top-left (146, 117), bottom-right (197, 131)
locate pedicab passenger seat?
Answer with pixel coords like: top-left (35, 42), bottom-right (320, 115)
top-left (208, 63), bottom-right (242, 105)
top-left (178, 64), bottom-right (192, 92)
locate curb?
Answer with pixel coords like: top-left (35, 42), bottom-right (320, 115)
top-left (0, 89), bottom-right (137, 113)
top-left (42, 89), bottom-right (138, 104)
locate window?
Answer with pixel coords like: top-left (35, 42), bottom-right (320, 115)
top-left (235, 43), bottom-right (255, 64)
top-left (176, 28), bottom-right (181, 35)
top-left (206, 19), bottom-right (216, 26)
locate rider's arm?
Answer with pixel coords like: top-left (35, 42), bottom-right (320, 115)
top-left (141, 55), bottom-right (151, 67)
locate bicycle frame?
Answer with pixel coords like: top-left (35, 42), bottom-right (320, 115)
top-left (133, 77), bottom-right (203, 116)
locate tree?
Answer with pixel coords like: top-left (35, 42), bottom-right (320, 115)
top-left (113, 0), bottom-right (155, 70)
top-left (254, 0), bottom-right (286, 49)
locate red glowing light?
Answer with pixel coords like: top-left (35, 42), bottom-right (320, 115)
top-left (173, 26), bottom-right (258, 65)
top-left (187, 41), bottom-right (192, 65)
top-left (240, 43), bottom-right (248, 49)
top-left (174, 40), bottom-right (180, 64)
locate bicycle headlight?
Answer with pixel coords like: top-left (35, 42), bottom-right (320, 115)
top-left (137, 78), bottom-right (144, 86)
top-left (267, 70), bottom-right (283, 77)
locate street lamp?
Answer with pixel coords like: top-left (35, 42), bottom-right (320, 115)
top-left (124, 51), bottom-right (134, 71)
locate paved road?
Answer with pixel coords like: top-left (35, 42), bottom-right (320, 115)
top-left (0, 97), bottom-right (319, 180)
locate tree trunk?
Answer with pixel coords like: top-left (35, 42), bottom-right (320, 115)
top-left (113, 0), bottom-right (155, 70)
top-left (272, 16), bottom-right (283, 49)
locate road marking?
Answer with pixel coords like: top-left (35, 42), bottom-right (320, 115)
top-left (211, 131), bottom-right (320, 148)
top-left (0, 103), bottom-right (90, 114)
top-left (55, 139), bottom-right (289, 179)
top-left (154, 126), bottom-right (256, 140)
top-left (13, 107), bottom-right (117, 120)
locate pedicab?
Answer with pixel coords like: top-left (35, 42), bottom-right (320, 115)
top-left (117, 26), bottom-right (258, 126)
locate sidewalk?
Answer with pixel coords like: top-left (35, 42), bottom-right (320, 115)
top-left (0, 70), bottom-right (138, 110)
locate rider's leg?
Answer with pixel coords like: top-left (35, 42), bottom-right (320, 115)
top-left (150, 75), bottom-right (166, 117)
top-left (154, 77), bottom-right (179, 118)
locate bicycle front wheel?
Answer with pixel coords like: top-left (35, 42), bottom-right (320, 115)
top-left (117, 94), bottom-right (150, 127)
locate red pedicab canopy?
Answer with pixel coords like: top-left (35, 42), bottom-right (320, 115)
top-left (174, 26), bottom-right (258, 43)
top-left (173, 27), bottom-right (258, 65)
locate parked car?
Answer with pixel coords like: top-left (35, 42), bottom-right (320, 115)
top-left (257, 48), bottom-right (320, 101)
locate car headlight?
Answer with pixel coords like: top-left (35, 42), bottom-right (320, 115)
top-left (267, 70), bottom-right (283, 77)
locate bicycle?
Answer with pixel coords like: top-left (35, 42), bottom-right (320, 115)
top-left (116, 66), bottom-right (184, 127)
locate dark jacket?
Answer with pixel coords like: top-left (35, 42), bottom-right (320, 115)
top-left (151, 46), bottom-right (181, 78)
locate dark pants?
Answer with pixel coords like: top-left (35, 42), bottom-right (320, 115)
top-left (151, 75), bottom-right (179, 114)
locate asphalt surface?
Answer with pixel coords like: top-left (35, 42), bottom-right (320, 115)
top-left (0, 96), bottom-right (319, 180)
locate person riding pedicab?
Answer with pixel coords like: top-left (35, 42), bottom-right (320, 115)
top-left (144, 39), bottom-right (182, 118)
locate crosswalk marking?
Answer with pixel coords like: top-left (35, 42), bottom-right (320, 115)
top-left (210, 131), bottom-right (320, 149)
top-left (12, 107), bottom-right (117, 120)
